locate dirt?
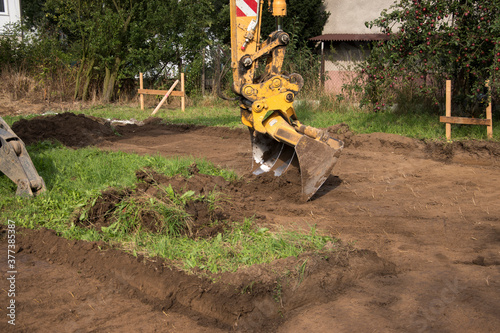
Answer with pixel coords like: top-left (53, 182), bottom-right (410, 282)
top-left (2, 112), bottom-right (500, 332)
top-left (11, 113), bottom-right (116, 148)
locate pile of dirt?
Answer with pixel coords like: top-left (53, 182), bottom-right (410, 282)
top-left (329, 122), bottom-right (500, 165)
top-left (76, 187), bottom-right (133, 231)
top-left (10, 226), bottom-right (394, 332)
top-left (75, 163), bottom-right (313, 239)
top-left (12, 112), bottom-right (116, 147)
top-left (326, 122), bottom-right (355, 146)
top-left (424, 138), bottom-right (500, 163)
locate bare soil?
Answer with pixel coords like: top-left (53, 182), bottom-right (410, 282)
top-left (2, 112), bottom-right (500, 332)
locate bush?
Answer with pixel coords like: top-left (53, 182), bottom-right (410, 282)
top-left (347, 0), bottom-right (500, 114)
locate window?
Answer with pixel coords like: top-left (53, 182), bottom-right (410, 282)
top-left (0, 1), bottom-right (5, 13)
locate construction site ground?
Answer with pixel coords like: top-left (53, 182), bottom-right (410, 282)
top-left (1, 112), bottom-right (500, 332)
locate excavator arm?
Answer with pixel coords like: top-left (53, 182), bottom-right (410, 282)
top-left (0, 117), bottom-right (46, 196)
top-left (230, 0), bottom-right (343, 200)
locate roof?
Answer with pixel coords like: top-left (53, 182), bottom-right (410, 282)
top-left (309, 34), bottom-right (390, 42)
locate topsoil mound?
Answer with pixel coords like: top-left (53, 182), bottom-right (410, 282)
top-left (12, 112), bottom-right (115, 147)
top-left (76, 167), bottom-right (232, 238)
top-left (11, 225), bottom-right (394, 332)
top-left (75, 165), bottom-right (310, 239)
top-left (11, 112), bottom-right (500, 166)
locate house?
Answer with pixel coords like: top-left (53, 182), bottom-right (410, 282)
top-left (311, 0), bottom-right (395, 94)
top-left (0, 0), bottom-right (21, 34)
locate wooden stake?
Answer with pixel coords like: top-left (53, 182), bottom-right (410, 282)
top-left (151, 80), bottom-right (179, 115)
top-left (181, 73), bottom-right (185, 112)
top-left (139, 73), bottom-right (144, 110)
top-left (201, 49), bottom-right (205, 96)
top-left (486, 80), bottom-right (493, 139)
top-left (446, 80), bottom-right (452, 140)
top-left (441, 79), bottom-right (493, 140)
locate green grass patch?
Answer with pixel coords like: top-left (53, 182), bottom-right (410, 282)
top-left (134, 222), bottom-right (332, 273)
top-left (294, 102), bottom-right (499, 141)
top-left (0, 142), bottom-right (336, 273)
top-left (3, 99), bottom-right (498, 141)
top-left (77, 103), bottom-right (243, 128)
top-left (0, 141), bottom-right (236, 232)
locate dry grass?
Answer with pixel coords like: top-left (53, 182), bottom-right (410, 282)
top-left (1, 67), bottom-right (40, 101)
top-left (1, 65), bottom-right (84, 104)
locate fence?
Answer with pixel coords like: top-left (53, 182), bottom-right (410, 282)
top-left (138, 73), bottom-right (185, 112)
top-left (440, 80), bottom-right (493, 140)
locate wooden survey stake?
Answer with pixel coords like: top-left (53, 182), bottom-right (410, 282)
top-left (138, 72), bottom-right (186, 112)
top-left (440, 80), bottom-right (493, 140)
top-left (151, 80), bottom-right (179, 115)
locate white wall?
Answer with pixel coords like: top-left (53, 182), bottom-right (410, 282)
top-left (323, 0), bottom-right (396, 34)
top-left (0, 0), bottom-right (21, 34)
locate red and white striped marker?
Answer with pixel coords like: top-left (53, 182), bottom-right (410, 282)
top-left (236, 0), bottom-right (258, 17)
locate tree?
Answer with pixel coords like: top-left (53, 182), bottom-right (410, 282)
top-left (45, 0), bottom-right (146, 101)
top-left (260, 0), bottom-right (329, 45)
top-left (355, 0), bottom-right (500, 114)
top-left (41, 0), bottom-right (214, 101)
top-left (20, 0), bottom-right (46, 29)
top-left (11, 0), bottom-right (328, 101)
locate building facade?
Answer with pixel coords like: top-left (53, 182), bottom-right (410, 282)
top-left (0, 0), bottom-right (21, 34)
top-left (311, 0), bottom-right (396, 94)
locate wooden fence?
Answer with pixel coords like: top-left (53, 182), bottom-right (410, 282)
top-left (440, 80), bottom-right (493, 140)
top-left (138, 73), bottom-right (185, 113)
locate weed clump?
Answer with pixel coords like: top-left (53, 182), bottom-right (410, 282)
top-left (76, 167), bottom-right (229, 239)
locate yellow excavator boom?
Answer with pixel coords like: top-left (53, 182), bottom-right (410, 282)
top-left (229, 0), bottom-right (343, 200)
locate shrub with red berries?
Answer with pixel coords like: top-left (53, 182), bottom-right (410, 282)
top-left (347, 0), bottom-right (500, 113)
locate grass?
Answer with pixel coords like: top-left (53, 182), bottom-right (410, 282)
top-left (294, 99), bottom-right (500, 141)
top-left (0, 141), bottom-right (336, 273)
top-left (3, 97), bottom-right (498, 141)
top-left (1, 96), bottom-right (497, 273)
top-left (0, 141), bottom-right (234, 228)
top-left (130, 222), bottom-right (331, 273)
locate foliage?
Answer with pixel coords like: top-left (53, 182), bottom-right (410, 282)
top-left (1, 0), bottom-right (330, 102)
top-left (350, 0), bottom-right (500, 115)
top-left (281, 18), bottom-right (322, 93)
top-left (1, 0), bottom-right (216, 102)
top-left (20, 0), bottom-right (46, 29)
top-left (260, 0), bottom-right (329, 45)
top-left (0, 23), bottom-right (78, 101)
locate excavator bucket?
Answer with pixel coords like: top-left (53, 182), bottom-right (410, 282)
top-left (251, 131), bottom-right (343, 201)
top-left (0, 117), bottom-right (46, 197)
top-left (251, 132), bottom-right (295, 176)
top-left (295, 135), bottom-right (343, 201)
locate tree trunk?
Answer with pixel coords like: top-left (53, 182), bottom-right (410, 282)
top-left (74, 58), bottom-right (86, 100)
top-left (213, 46), bottom-right (221, 96)
top-left (82, 58), bottom-right (95, 101)
top-left (102, 58), bottom-right (121, 103)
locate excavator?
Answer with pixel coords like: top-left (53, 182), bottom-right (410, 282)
top-left (1, 0), bottom-right (342, 200)
top-left (0, 117), bottom-right (46, 196)
top-left (229, 0), bottom-right (343, 200)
